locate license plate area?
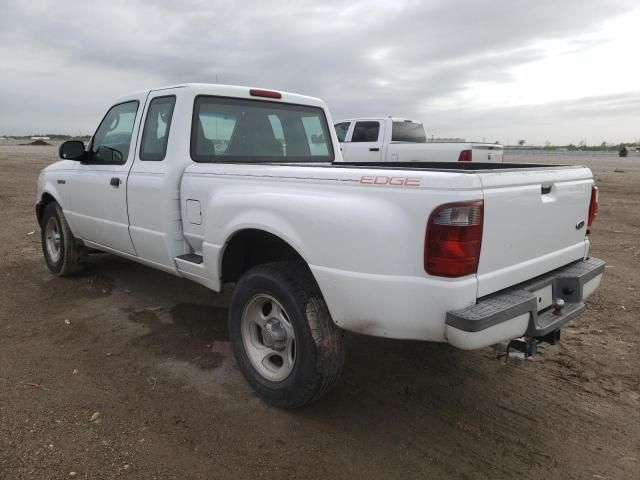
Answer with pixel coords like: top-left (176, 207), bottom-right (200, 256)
top-left (533, 284), bottom-right (553, 312)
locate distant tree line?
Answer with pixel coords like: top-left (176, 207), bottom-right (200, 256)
top-left (10, 134), bottom-right (91, 140)
top-left (539, 141), bottom-right (638, 152)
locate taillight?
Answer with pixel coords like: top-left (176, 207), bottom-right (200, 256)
top-left (588, 185), bottom-right (599, 227)
top-left (458, 150), bottom-right (472, 162)
top-left (249, 89), bottom-right (282, 99)
top-left (425, 201), bottom-right (483, 277)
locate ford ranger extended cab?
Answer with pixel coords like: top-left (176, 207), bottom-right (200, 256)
top-left (37, 84), bottom-right (603, 408)
top-left (335, 117), bottom-right (503, 163)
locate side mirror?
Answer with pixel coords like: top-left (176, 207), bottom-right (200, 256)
top-left (59, 140), bottom-right (86, 161)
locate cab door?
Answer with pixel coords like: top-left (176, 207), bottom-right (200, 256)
top-left (127, 90), bottom-right (185, 271)
top-left (65, 96), bottom-right (146, 255)
top-left (343, 120), bottom-right (384, 162)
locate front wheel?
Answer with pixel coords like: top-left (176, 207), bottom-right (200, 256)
top-left (229, 261), bottom-right (345, 408)
top-left (40, 202), bottom-right (87, 276)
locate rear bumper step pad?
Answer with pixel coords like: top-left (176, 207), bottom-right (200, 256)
top-left (446, 257), bottom-right (605, 337)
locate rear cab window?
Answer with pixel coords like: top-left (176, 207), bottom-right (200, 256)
top-left (191, 96), bottom-right (334, 163)
top-left (392, 121), bottom-right (427, 143)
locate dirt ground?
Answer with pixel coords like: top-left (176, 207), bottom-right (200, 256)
top-left (1, 145), bottom-right (638, 480)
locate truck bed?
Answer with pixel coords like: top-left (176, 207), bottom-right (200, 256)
top-left (332, 161), bottom-right (576, 171)
top-left (200, 160), bottom-right (580, 172)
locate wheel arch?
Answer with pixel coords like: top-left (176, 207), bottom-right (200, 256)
top-left (220, 228), bottom-right (313, 285)
top-left (36, 191), bottom-right (60, 227)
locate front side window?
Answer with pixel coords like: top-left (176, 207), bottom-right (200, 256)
top-left (91, 101), bottom-right (139, 164)
top-left (140, 96), bottom-right (176, 161)
top-left (334, 122), bottom-right (350, 142)
top-left (191, 96), bottom-right (334, 162)
top-left (392, 121), bottom-right (427, 143)
top-left (351, 121), bottom-right (380, 142)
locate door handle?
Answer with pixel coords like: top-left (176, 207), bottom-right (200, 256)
top-left (369, 147), bottom-right (380, 152)
top-left (110, 177), bottom-right (121, 187)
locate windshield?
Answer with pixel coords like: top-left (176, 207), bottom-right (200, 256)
top-left (392, 121), bottom-right (427, 143)
top-left (191, 96), bottom-right (334, 162)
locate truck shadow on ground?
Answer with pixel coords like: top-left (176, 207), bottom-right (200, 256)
top-left (80, 254), bottom-right (232, 371)
top-left (126, 303), bottom-right (229, 370)
top-left (86, 254), bottom-right (527, 413)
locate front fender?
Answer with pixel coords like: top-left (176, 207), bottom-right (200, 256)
top-left (36, 160), bottom-right (76, 225)
top-left (36, 183), bottom-right (64, 226)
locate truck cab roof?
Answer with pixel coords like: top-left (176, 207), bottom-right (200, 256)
top-left (336, 117), bottom-right (422, 124)
top-left (112, 83), bottom-right (327, 110)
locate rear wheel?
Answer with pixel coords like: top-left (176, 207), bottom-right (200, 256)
top-left (41, 202), bottom-right (87, 276)
top-left (229, 261), bottom-right (345, 408)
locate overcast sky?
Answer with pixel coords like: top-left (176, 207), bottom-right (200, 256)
top-left (1, 0), bottom-right (639, 144)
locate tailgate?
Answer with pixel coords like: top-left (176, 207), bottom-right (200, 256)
top-left (476, 166), bottom-right (592, 297)
top-left (472, 144), bottom-right (503, 162)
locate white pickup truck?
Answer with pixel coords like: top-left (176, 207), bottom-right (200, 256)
top-left (37, 84), bottom-right (603, 408)
top-left (334, 117), bottom-right (504, 163)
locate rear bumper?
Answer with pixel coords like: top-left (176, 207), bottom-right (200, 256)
top-left (445, 257), bottom-right (605, 350)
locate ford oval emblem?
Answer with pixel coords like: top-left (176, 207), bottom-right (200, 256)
top-left (575, 220), bottom-right (585, 230)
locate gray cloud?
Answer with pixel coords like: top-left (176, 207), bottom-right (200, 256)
top-left (0, 0), bottom-right (638, 143)
top-left (423, 91), bottom-right (640, 145)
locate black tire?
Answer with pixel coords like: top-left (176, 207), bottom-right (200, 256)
top-left (229, 261), bottom-right (345, 408)
top-left (40, 202), bottom-right (87, 276)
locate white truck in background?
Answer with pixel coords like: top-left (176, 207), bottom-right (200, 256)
top-left (37, 84), bottom-right (602, 408)
top-left (334, 117), bottom-right (503, 163)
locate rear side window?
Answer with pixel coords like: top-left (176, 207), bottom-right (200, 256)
top-left (392, 121), bottom-right (426, 143)
top-left (351, 121), bottom-right (380, 142)
top-left (302, 116), bottom-right (329, 156)
top-left (140, 96), bottom-right (176, 161)
top-left (191, 96), bottom-right (334, 163)
top-left (334, 122), bottom-right (350, 142)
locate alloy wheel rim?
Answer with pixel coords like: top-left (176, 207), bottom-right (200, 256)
top-left (241, 294), bottom-right (296, 382)
top-left (45, 217), bottom-right (62, 263)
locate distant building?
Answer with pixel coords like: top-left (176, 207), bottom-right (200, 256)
top-left (31, 136), bottom-right (50, 140)
top-left (505, 145), bottom-right (544, 150)
top-left (429, 137), bottom-right (466, 143)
